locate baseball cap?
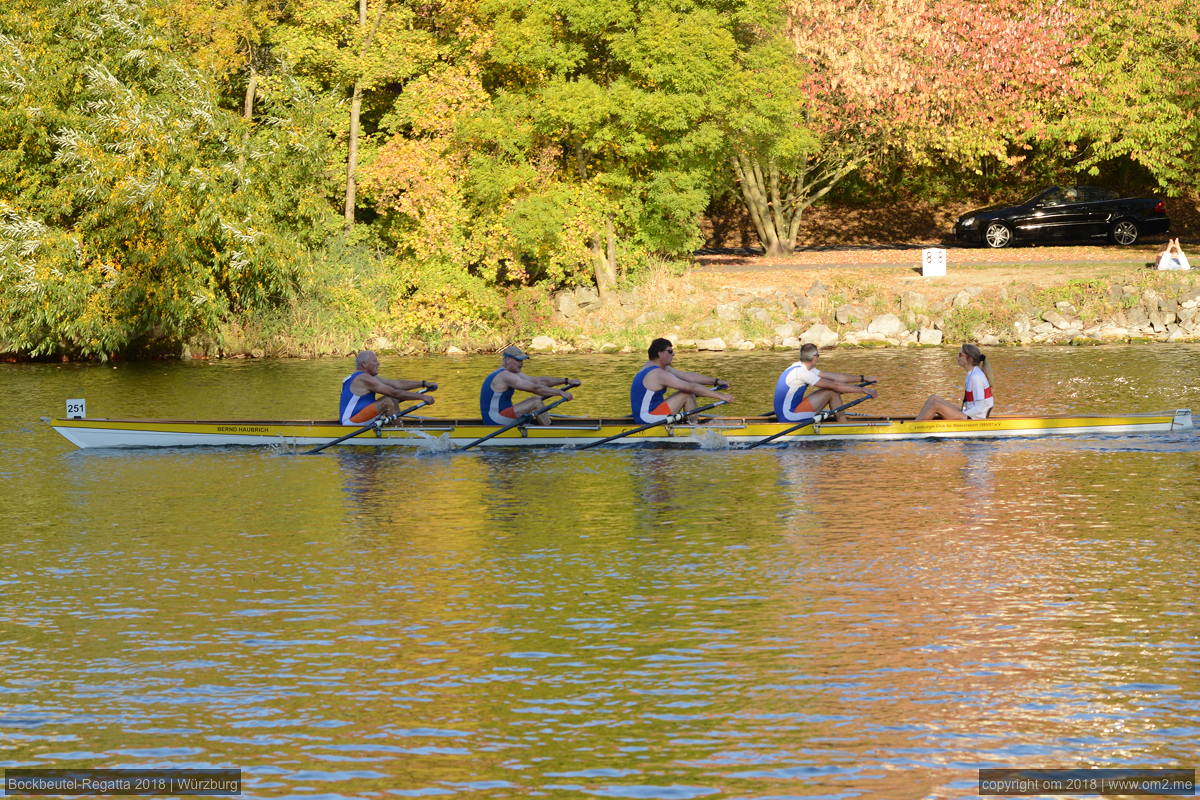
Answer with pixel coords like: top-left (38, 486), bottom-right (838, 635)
top-left (501, 345), bottom-right (530, 361)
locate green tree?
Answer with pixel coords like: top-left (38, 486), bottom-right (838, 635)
top-left (269, 0), bottom-right (441, 227)
top-left (403, 0), bottom-right (767, 295)
top-left (1062, 0), bottom-right (1199, 193)
top-left (0, 0), bottom-right (338, 357)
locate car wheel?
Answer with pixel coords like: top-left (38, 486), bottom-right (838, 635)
top-left (1110, 219), bottom-right (1139, 246)
top-left (983, 222), bottom-right (1013, 248)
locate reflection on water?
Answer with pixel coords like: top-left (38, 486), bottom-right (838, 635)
top-left (2, 346), bottom-right (1199, 799)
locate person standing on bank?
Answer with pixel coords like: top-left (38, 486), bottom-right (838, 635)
top-left (915, 343), bottom-right (993, 421)
top-left (774, 343), bottom-right (877, 423)
top-left (631, 338), bottom-right (734, 424)
top-left (340, 350), bottom-right (437, 424)
top-left (480, 345), bottom-right (581, 426)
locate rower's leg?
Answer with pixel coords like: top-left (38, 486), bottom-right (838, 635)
top-left (665, 391), bottom-right (697, 415)
top-left (915, 395), bottom-right (967, 421)
top-left (511, 397), bottom-right (551, 425)
top-left (805, 389), bottom-right (845, 421)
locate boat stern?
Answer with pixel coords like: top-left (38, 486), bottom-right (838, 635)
top-left (1172, 409), bottom-right (1194, 431)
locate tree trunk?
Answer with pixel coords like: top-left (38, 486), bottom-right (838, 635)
top-left (236, 66), bottom-right (257, 185)
top-left (242, 66), bottom-right (257, 121)
top-left (344, 0), bottom-right (369, 229)
top-left (604, 217), bottom-right (618, 286)
top-left (731, 152), bottom-right (788, 256)
top-left (592, 220), bottom-right (618, 299)
top-left (344, 82), bottom-right (362, 228)
top-left (732, 149), bottom-right (868, 257)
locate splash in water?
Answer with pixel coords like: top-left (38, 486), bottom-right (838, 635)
top-left (689, 428), bottom-right (729, 450)
top-left (414, 432), bottom-right (455, 454)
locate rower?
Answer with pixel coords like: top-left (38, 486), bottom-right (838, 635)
top-left (340, 350), bottom-right (437, 424)
top-left (630, 338), bottom-right (733, 424)
top-left (480, 345), bottom-right (580, 426)
top-left (915, 343), bottom-right (993, 420)
top-left (774, 343), bottom-right (876, 423)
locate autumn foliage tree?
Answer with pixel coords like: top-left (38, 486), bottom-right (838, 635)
top-left (729, 0), bottom-right (1083, 255)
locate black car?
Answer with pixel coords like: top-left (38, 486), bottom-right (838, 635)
top-left (954, 186), bottom-right (1170, 248)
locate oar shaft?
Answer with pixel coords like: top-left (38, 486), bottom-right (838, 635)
top-left (578, 400), bottom-right (727, 450)
top-left (304, 388), bottom-right (432, 455)
top-left (747, 392), bottom-right (874, 449)
top-left (304, 415), bottom-right (394, 455)
top-left (460, 394), bottom-right (573, 450)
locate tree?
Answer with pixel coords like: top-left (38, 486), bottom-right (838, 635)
top-left (1060, 0), bottom-right (1199, 193)
top-left (269, 0), bottom-right (440, 227)
top-left (147, 0), bottom-right (274, 119)
top-left (727, 0), bottom-right (1083, 256)
top-left (388, 0), bottom-right (763, 295)
top-left (0, 0), bottom-right (338, 357)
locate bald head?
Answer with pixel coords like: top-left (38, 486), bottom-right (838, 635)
top-left (355, 350), bottom-right (381, 376)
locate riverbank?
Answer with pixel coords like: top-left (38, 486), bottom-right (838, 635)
top-left (216, 247), bottom-right (1199, 359)
top-left (20, 244), bottom-right (1194, 362)
top-left (504, 245), bottom-right (1200, 356)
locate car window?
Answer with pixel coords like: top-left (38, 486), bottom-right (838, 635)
top-left (1082, 187), bottom-right (1118, 202)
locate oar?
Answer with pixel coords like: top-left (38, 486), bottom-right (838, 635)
top-left (746, 393), bottom-right (875, 449)
top-left (577, 400), bottom-right (728, 450)
top-left (459, 394), bottom-right (574, 451)
top-left (304, 389), bottom-right (432, 455)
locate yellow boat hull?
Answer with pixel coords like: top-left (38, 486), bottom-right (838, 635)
top-left (50, 410), bottom-right (1194, 450)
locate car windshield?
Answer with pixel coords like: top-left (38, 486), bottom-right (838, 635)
top-left (1032, 187), bottom-right (1084, 207)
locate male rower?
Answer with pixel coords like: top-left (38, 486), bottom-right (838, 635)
top-left (340, 350), bottom-right (437, 424)
top-left (480, 345), bottom-right (581, 425)
top-left (773, 343), bottom-right (876, 423)
top-left (631, 338), bottom-right (734, 423)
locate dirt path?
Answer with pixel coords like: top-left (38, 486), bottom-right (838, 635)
top-left (694, 244), bottom-right (1162, 295)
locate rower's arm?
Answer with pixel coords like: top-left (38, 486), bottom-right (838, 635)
top-left (358, 374), bottom-right (431, 403)
top-left (666, 366), bottom-right (726, 388)
top-left (821, 370), bottom-right (876, 385)
top-left (531, 376), bottom-right (581, 389)
top-left (658, 370), bottom-right (733, 402)
top-left (504, 372), bottom-right (571, 399)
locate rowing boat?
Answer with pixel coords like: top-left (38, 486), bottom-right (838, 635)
top-left (50, 409), bottom-right (1194, 449)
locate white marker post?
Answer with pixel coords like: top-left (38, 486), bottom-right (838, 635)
top-left (921, 247), bottom-right (947, 277)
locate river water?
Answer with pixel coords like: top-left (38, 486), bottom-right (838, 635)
top-left (2, 346), bottom-right (1198, 799)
